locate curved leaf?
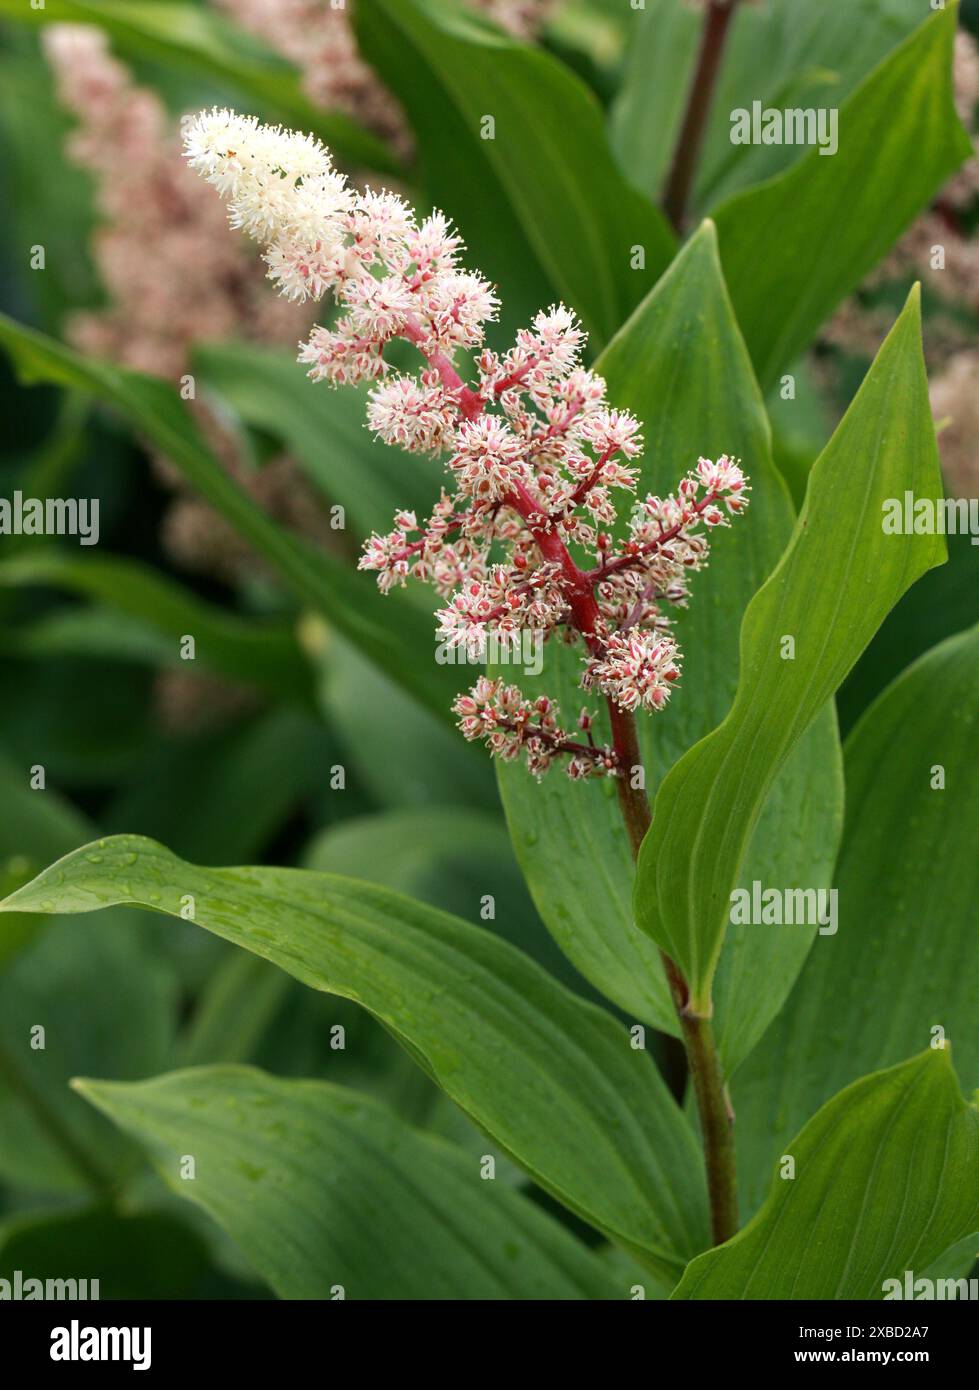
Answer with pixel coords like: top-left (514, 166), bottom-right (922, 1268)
top-left (714, 3), bottom-right (972, 389)
top-left (635, 285), bottom-right (945, 1014)
top-left (674, 1051), bottom-right (979, 1299)
top-left (1, 835), bottom-right (710, 1277)
top-left (77, 1065), bottom-right (622, 1300)
top-left (732, 625), bottom-right (979, 1216)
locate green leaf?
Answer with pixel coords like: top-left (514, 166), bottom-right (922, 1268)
top-left (732, 625), bottom-right (979, 1217)
top-left (496, 223), bottom-right (842, 1070)
top-left (1, 834), bottom-right (709, 1277)
top-left (195, 341), bottom-right (443, 539)
top-left (354, 0), bottom-right (675, 348)
top-left (0, 551), bottom-right (315, 706)
top-left (0, 312), bottom-right (461, 725)
top-left (635, 285), bottom-right (945, 1014)
top-left (305, 805), bottom-right (589, 993)
top-left (0, 0), bottom-right (398, 174)
top-left (673, 1050), bottom-right (979, 1299)
top-left (714, 3), bottom-right (972, 390)
top-left (611, 0), bottom-right (929, 212)
top-left (77, 1065), bottom-right (622, 1299)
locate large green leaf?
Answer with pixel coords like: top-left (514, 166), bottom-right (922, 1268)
top-left (496, 223), bottom-right (842, 1071)
top-left (77, 1065), bottom-right (621, 1299)
top-left (732, 625), bottom-right (979, 1217)
top-left (0, 0), bottom-right (398, 174)
top-left (635, 285), bottom-right (946, 1014)
top-left (0, 313), bottom-right (460, 724)
top-left (673, 1050), bottom-right (979, 1299)
top-left (305, 806), bottom-right (584, 986)
top-left (0, 834), bottom-right (709, 1278)
top-left (714, 4), bottom-right (972, 390)
top-left (354, 0), bottom-right (675, 348)
top-left (610, 0), bottom-right (929, 212)
top-left (0, 551), bottom-right (315, 706)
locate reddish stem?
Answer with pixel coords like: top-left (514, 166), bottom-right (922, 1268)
top-left (662, 0), bottom-right (740, 234)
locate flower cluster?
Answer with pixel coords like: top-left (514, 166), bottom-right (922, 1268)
top-left (43, 25), bottom-right (312, 380)
top-left (185, 109), bottom-right (750, 777)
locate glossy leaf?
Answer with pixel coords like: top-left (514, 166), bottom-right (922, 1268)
top-left (732, 626), bottom-right (979, 1216)
top-left (0, 0), bottom-right (398, 174)
top-left (635, 285), bottom-right (945, 1014)
top-left (714, 4), bottom-right (972, 389)
top-left (354, 0), bottom-right (675, 347)
top-left (78, 1066), bottom-right (623, 1299)
top-left (0, 313), bottom-right (460, 724)
top-left (674, 1051), bottom-right (979, 1299)
top-left (1, 834), bottom-right (709, 1278)
top-left (305, 805), bottom-right (589, 993)
top-left (496, 223), bottom-right (843, 1070)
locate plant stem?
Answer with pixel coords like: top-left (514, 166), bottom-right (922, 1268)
top-left (608, 702), bottom-right (739, 1247)
top-left (662, 0), bottom-right (740, 235)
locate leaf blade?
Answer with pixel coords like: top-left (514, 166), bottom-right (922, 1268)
top-left (1, 835), bottom-right (710, 1275)
top-left (77, 1065), bottom-right (622, 1300)
top-left (713, 3), bottom-right (972, 389)
top-left (673, 1051), bottom-right (979, 1300)
top-left (634, 285), bottom-right (946, 1012)
top-left (732, 625), bottom-right (979, 1217)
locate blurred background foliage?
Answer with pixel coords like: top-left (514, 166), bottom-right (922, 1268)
top-left (0, 0), bottom-right (976, 1297)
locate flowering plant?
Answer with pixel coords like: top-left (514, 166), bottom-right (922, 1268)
top-left (185, 108), bottom-right (748, 781)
